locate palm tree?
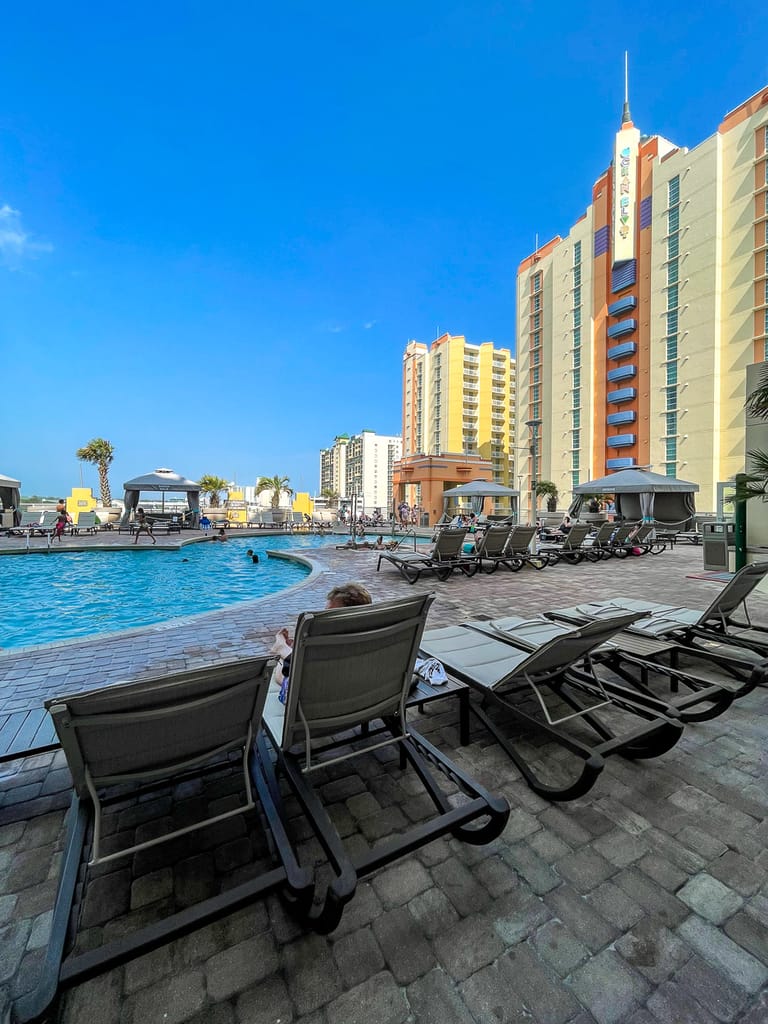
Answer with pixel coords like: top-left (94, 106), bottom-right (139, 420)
top-left (198, 475), bottom-right (229, 508)
top-left (321, 487), bottom-right (340, 509)
top-left (536, 480), bottom-right (559, 512)
top-left (256, 475), bottom-right (293, 510)
top-left (730, 366), bottom-right (768, 502)
top-left (76, 438), bottom-right (115, 507)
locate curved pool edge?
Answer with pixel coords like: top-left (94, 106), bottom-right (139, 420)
top-left (0, 548), bottom-right (328, 658)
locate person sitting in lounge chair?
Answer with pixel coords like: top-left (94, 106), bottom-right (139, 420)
top-left (271, 583), bottom-right (372, 703)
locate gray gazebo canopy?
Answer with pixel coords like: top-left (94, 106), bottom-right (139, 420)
top-left (0, 473), bottom-right (22, 525)
top-left (120, 469), bottom-right (201, 525)
top-left (571, 469), bottom-right (699, 526)
top-left (442, 479), bottom-right (520, 516)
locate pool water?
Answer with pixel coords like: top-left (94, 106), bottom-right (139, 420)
top-left (0, 534), bottom-right (345, 650)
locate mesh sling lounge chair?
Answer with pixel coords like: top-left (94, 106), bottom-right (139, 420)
top-left (256, 593), bottom-right (510, 932)
top-left (476, 613), bottom-right (758, 724)
top-left (72, 511), bottom-right (98, 535)
top-left (16, 657), bottom-right (313, 1024)
top-left (376, 527), bottom-right (475, 583)
top-left (470, 524), bottom-right (516, 573)
top-left (547, 562), bottom-right (768, 659)
top-left (538, 522), bottom-right (592, 565)
top-left (501, 525), bottom-right (549, 570)
top-left (420, 615), bottom-right (683, 801)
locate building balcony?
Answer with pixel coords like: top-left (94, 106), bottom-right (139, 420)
top-left (607, 295), bottom-right (638, 317)
top-left (607, 341), bottom-right (637, 361)
top-left (607, 387), bottom-right (637, 404)
top-left (606, 433), bottom-right (636, 449)
top-left (607, 364), bottom-right (637, 383)
top-left (606, 410), bottom-right (636, 426)
top-left (606, 318), bottom-right (638, 339)
top-left (606, 457), bottom-right (636, 469)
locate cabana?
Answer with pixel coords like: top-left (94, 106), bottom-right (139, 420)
top-left (0, 473), bottom-right (22, 526)
top-left (570, 469), bottom-right (699, 528)
top-left (442, 479), bottom-right (519, 520)
top-left (120, 469), bottom-right (201, 527)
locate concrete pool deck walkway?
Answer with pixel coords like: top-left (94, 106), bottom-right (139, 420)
top-left (1, 542), bottom-right (767, 1023)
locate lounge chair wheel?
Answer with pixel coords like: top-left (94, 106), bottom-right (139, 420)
top-left (614, 548), bottom-right (629, 559)
top-left (506, 558), bottom-right (523, 572)
top-left (649, 543), bottom-right (665, 554)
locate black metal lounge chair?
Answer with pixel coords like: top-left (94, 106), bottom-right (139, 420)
top-left (538, 522), bottom-right (592, 565)
top-left (584, 522), bottom-right (619, 560)
top-left (503, 525), bottom-right (549, 570)
top-left (16, 657), bottom-right (313, 1024)
top-left (547, 562), bottom-right (768, 659)
top-left (469, 524), bottom-right (516, 573)
top-left (376, 527), bottom-right (475, 583)
top-left (419, 614), bottom-right (683, 802)
top-left (479, 614), bottom-right (761, 724)
top-left (256, 593), bottom-right (510, 932)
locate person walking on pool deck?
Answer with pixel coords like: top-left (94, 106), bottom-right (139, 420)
top-left (133, 507), bottom-right (156, 545)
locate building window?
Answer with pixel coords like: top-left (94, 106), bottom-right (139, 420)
top-left (667, 261), bottom-right (679, 285)
top-left (668, 234), bottom-right (679, 259)
top-left (572, 451), bottom-right (580, 470)
top-left (665, 412), bottom-right (677, 436)
top-left (574, 240), bottom-right (582, 265)
top-left (533, 272), bottom-right (542, 293)
top-left (573, 327), bottom-right (581, 347)
top-left (666, 363), bottom-right (678, 386)
top-left (533, 312), bottom-right (541, 330)
top-left (532, 348), bottom-right (540, 366)
top-left (531, 403), bottom-right (540, 419)
top-left (572, 430), bottom-right (580, 450)
top-left (572, 409), bottom-right (581, 428)
top-left (573, 308), bottom-right (582, 327)
top-left (572, 368), bottom-right (581, 388)
top-left (573, 265), bottom-right (582, 287)
top-left (668, 206), bottom-right (680, 234)
top-left (667, 284), bottom-right (679, 310)
top-left (533, 294), bottom-right (541, 312)
top-left (764, 307), bottom-right (768, 336)
top-left (532, 330), bottom-right (541, 348)
top-left (532, 367), bottom-right (540, 383)
top-left (572, 388), bottom-right (581, 407)
top-left (665, 386), bottom-right (678, 410)
top-left (573, 286), bottom-right (581, 308)
top-left (667, 337), bottom-right (678, 361)
top-left (572, 470), bottom-right (580, 490)
top-left (665, 438), bottom-right (677, 461)
top-left (666, 310), bottom-right (679, 335)
top-left (531, 384), bottom-right (540, 402)
top-left (668, 175), bottom-right (680, 207)
top-left (572, 348), bottom-right (581, 368)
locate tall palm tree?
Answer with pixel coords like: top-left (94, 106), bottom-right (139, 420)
top-left (198, 475), bottom-right (229, 508)
top-left (321, 487), bottom-right (340, 509)
top-left (76, 438), bottom-right (115, 507)
top-left (256, 475), bottom-right (292, 510)
top-left (732, 366), bottom-right (768, 502)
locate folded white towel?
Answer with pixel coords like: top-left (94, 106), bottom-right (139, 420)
top-left (414, 656), bottom-right (448, 686)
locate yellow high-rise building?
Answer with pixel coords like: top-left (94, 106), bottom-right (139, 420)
top-left (516, 85), bottom-right (768, 515)
top-left (396, 333), bottom-right (516, 523)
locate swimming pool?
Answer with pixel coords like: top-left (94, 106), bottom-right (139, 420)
top-left (0, 534), bottom-right (344, 650)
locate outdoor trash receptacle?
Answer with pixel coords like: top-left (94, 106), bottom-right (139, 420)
top-left (702, 521), bottom-right (733, 572)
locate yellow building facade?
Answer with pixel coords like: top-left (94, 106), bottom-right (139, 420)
top-left (397, 333), bottom-right (516, 520)
top-left (516, 86), bottom-right (768, 515)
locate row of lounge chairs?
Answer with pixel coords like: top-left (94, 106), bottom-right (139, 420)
top-left (377, 522), bottom-right (665, 583)
top-left (5, 511), bottom-right (101, 538)
top-left (13, 565), bottom-right (768, 1021)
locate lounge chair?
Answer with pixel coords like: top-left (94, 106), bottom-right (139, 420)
top-left (376, 527), bottom-right (475, 583)
top-left (72, 511), bottom-right (98, 535)
top-left (476, 613), bottom-right (758, 724)
top-left (6, 510), bottom-right (41, 536)
top-left (257, 593), bottom-right (510, 931)
top-left (470, 524), bottom-right (515, 573)
top-left (419, 614), bottom-right (683, 801)
top-left (39, 510), bottom-right (60, 534)
top-left (538, 522), bottom-right (592, 564)
top-left (503, 525), bottom-right (548, 570)
top-left (15, 657), bottom-right (313, 1024)
top-left (584, 522), bottom-right (618, 560)
top-left (547, 562), bottom-right (768, 659)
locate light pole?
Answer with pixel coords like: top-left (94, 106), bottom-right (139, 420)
top-left (525, 419), bottom-right (542, 524)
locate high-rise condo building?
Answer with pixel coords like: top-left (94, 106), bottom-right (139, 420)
top-left (394, 333), bottom-right (516, 523)
top-left (319, 430), bottom-right (402, 514)
top-left (516, 84), bottom-right (768, 515)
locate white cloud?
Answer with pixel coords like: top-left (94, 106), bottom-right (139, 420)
top-left (0, 204), bottom-right (53, 269)
top-left (363, 320), bottom-right (377, 330)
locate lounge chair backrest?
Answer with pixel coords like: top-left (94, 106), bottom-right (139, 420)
top-left (591, 523), bottom-right (615, 544)
top-left (18, 511), bottom-right (41, 527)
top-left (631, 524), bottom-right (653, 544)
top-left (560, 523), bottom-right (590, 549)
top-left (40, 511), bottom-right (59, 528)
top-left (611, 524), bottom-right (634, 544)
top-left (699, 561), bottom-right (768, 623)
top-left (506, 526), bottom-right (536, 554)
top-left (279, 594), bottom-right (435, 752)
top-left (475, 525), bottom-right (511, 558)
top-left (76, 512), bottom-right (96, 529)
top-left (498, 611), bottom-right (646, 683)
top-left (432, 528), bottom-right (467, 560)
top-left (46, 657), bottom-right (273, 795)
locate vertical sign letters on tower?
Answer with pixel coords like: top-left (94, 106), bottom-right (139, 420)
top-left (612, 126), bottom-right (640, 265)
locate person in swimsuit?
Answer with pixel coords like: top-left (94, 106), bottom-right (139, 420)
top-left (133, 507), bottom-right (156, 545)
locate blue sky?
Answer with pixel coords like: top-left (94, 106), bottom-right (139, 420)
top-left (2, 1), bottom-right (767, 498)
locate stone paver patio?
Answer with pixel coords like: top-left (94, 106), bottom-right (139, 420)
top-left (1, 534), bottom-right (767, 1023)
